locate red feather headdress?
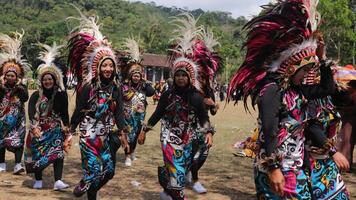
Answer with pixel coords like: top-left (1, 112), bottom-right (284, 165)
top-left (67, 6), bottom-right (117, 91)
top-left (169, 13), bottom-right (222, 93)
top-left (228, 0), bottom-right (321, 107)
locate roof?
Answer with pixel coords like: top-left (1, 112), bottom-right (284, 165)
top-left (142, 53), bottom-right (170, 68)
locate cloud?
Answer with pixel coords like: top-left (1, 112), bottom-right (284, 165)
top-left (127, 0), bottom-right (271, 18)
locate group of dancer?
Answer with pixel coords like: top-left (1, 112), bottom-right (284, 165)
top-left (1, 1), bottom-right (355, 200)
top-left (0, 6), bottom-right (221, 200)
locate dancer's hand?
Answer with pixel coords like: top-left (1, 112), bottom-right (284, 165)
top-left (268, 168), bottom-right (285, 196)
top-left (120, 131), bottom-right (129, 152)
top-left (204, 98), bottom-right (215, 106)
top-left (332, 152), bottom-right (350, 171)
top-left (63, 135), bottom-right (72, 153)
top-left (32, 128), bottom-right (41, 138)
top-left (316, 34), bottom-right (326, 60)
top-left (138, 131), bottom-right (146, 145)
top-left (205, 132), bottom-right (213, 148)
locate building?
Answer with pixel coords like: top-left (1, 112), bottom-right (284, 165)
top-left (142, 53), bottom-right (171, 82)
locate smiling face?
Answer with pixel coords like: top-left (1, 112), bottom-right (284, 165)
top-left (131, 73), bottom-right (141, 84)
top-left (42, 73), bottom-right (55, 90)
top-left (5, 71), bottom-right (17, 85)
top-left (100, 59), bottom-right (115, 80)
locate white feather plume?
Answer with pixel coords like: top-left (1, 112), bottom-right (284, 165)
top-left (67, 5), bottom-right (104, 40)
top-left (37, 42), bottom-right (64, 70)
top-left (123, 38), bottom-right (141, 63)
top-left (37, 43), bottom-right (65, 91)
top-left (170, 12), bottom-right (203, 54)
top-left (303, 0), bottom-right (320, 32)
top-left (201, 28), bottom-right (220, 52)
top-left (0, 30), bottom-right (31, 74)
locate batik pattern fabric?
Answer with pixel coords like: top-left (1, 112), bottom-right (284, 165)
top-left (159, 142), bottom-right (192, 200)
top-left (307, 96), bottom-right (341, 157)
top-left (24, 94), bottom-right (64, 173)
top-left (160, 94), bottom-right (197, 145)
top-left (0, 89), bottom-right (26, 152)
top-left (306, 97), bottom-right (348, 199)
top-left (122, 84), bottom-right (146, 145)
top-left (255, 86), bottom-right (308, 173)
top-left (158, 93), bottom-right (198, 200)
top-left (309, 157), bottom-right (349, 200)
top-left (255, 84), bottom-right (309, 199)
top-left (79, 86), bottom-right (115, 191)
top-left (255, 169), bottom-right (311, 200)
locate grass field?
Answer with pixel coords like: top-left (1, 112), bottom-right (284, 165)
top-left (0, 91), bottom-right (355, 200)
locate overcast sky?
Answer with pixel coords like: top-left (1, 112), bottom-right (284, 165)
top-left (128, 0), bottom-right (272, 18)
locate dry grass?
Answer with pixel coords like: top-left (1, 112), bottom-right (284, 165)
top-left (0, 91), bottom-right (355, 200)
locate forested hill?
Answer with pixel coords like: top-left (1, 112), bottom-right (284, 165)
top-left (0, 0), bottom-right (355, 79)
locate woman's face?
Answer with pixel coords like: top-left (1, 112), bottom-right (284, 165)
top-left (100, 59), bottom-right (115, 79)
top-left (131, 73), bottom-right (141, 84)
top-left (174, 70), bottom-right (189, 88)
top-left (42, 74), bottom-right (54, 89)
top-left (5, 71), bottom-right (17, 85)
top-left (292, 64), bottom-right (313, 86)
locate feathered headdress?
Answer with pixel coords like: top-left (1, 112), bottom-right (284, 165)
top-left (169, 12), bottom-right (221, 93)
top-left (37, 43), bottom-right (65, 91)
top-left (192, 28), bottom-right (222, 90)
top-left (122, 37), bottom-right (144, 80)
top-left (67, 6), bottom-right (117, 91)
top-left (228, 0), bottom-right (321, 107)
top-left (0, 30), bottom-right (31, 78)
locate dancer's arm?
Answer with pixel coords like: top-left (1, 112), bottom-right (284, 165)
top-left (301, 61), bottom-right (336, 99)
top-left (258, 83), bottom-right (281, 160)
top-left (146, 91), bottom-right (169, 129)
top-left (28, 91), bottom-right (39, 123)
top-left (138, 91), bottom-right (169, 145)
top-left (114, 86), bottom-right (125, 131)
top-left (55, 91), bottom-right (70, 126)
top-left (28, 91), bottom-right (41, 138)
top-left (258, 83), bottom-right (284, 196)
top-left (15, 84), bottom-right (29, 102)
top-left (144, 82), bottom-right (155, 97)
top-left (70, 85), bottom-right (90, 131)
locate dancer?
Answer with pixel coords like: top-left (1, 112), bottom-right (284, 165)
top-left (301, 35), bottom-right (350, 200)
top-left (120, 38), bottom-right (155, 167)
top-left (187, 28), bottom-right (221, 194)
top-left (227, 1), bottom-right (331, 199)
top-left (24, 43), bottom-right (70, 190)
top-left (67, 8), bottom-right (127, 200)
top-left (138, 13), bottom-right (214, 200)
top-left (0, 31), bottom-right (30, 174)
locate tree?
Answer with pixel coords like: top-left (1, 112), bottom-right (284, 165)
top-left (318, 0), bottom-right (356, 65)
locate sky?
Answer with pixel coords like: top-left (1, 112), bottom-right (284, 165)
top-left (127, 0), bottom-right (272, 18)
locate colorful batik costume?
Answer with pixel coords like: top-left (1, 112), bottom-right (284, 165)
top-left (67, 7), bottom-right (125, 198)
top-left (0, 86), bottom-right (27, 152)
